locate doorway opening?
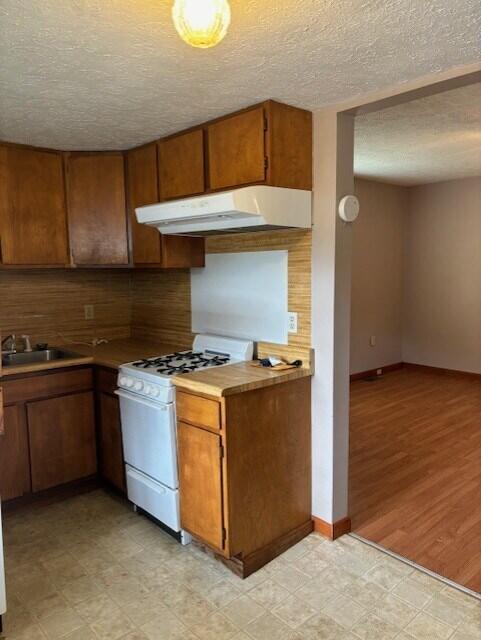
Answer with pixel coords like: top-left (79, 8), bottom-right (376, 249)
top-left (348, 82), bottom-right (481, 594)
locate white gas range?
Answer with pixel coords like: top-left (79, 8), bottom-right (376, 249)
top-left (116, 334), bottom-right (253, 544)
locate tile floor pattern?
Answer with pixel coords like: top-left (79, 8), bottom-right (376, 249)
top-left (1, 490), bottom-right (480, 640)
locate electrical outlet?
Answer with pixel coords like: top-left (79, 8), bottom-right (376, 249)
top-left (84, 304), bottom-right (95, 320)
top-left (370, 335), bottom-right (376, 347)
top-left (288, 312), bottom-right (298, 334)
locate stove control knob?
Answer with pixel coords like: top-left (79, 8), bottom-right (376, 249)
top-left (125, 378), bottom-right (134, 388)
top-left (119, 376), bottom-right (128, 386)
top-left (150, 387), bottom-right (160, 397)
top-left (144, 384), bottom-right (152, 395)
top-left (133, 381), bottom-right (143, 392)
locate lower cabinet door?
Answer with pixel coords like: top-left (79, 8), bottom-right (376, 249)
top-left (27, 392), bottom-right (97, 492)
top-left (98, 393), bottom-right (126, 492)
top-left (178, 421), bottom-right (224, 551)
top-left (0, 404), bottom-right (31, 500)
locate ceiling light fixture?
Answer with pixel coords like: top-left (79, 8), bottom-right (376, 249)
top-left (172, 0), bottom-right (231, 49)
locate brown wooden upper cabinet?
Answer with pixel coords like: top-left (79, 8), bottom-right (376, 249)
top-left (208, 107), bottom-right (266, 191)
top-left (207, 101), bottom-right (312, 192)
top-left (125, 143), bottom-right (162, 265)
top-left (158, 129), bottom-right (205, 201)
top-left (66, 153), bottom-right (129, 266)
top-left (0, 145), bottom-right (69, 266)
top-left (126, 142), bottom-right (205, 269)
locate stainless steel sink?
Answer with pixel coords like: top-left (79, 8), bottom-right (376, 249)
top-left (2, 348), bottom-right (82, 367)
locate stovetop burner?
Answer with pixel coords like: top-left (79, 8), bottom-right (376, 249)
top-left (131, 350), bottom-right (231, 376)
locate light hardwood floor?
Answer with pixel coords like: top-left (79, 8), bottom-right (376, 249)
top-left (350, 366), bottom-right (481, 593)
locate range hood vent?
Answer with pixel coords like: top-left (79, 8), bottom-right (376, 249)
top-left (136, 186), bottom-right (312, 236)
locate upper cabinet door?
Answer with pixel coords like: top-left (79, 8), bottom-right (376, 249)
top-left (66, 153), bottom-right (129, 265)
top-left (265, 101), bottom-right (312, 191)
top-left (207, 107), bottom-right (266, 191)
top-left (158, 130), bottom-right (205, 201)
top-left (0, 145), bottom-right (69, 266)
top-left (125, 144), bottom-right (162, 265)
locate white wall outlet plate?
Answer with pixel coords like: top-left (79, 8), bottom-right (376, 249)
top-left (84, 304), bottom-right (95, 320)
top-left (288, 312), bottom-right (298, 334)
top-left (370, 335), bottom-right (376, 347)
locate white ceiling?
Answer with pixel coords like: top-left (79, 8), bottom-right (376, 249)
top-left (355, 83), bottom-right (481, 186)
top-left (0, 0), bottom-right (480, 151)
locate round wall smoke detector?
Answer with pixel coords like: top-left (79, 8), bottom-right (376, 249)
top-left (338, 195), bottom-right (360, 222)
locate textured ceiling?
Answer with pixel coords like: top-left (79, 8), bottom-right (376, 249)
top-left (355, 83), bottom-right (481, 185)
top-left (0, 0), bottom-right (480, 150)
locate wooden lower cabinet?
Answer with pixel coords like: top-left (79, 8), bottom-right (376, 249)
top-left (176, 376), bottom-right (312, 577)
top-left (0, 367), bottom-right (97, 502)
top-left (28, 392), bottom-right (96, 492)
top-left (97, 392), bottom-right (125, 492)
top-left (178, 422), bottom-right (224, 551)
top-left (0, 404), bottom-right (30, 500)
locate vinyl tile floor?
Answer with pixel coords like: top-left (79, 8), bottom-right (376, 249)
top-left (1, 490), bottom-right (480, 640)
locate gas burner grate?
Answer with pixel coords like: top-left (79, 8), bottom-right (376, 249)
top-left (131, 350), bottom-right (232, 376)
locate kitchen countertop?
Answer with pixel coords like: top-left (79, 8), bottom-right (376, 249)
top-left (1, 338), bottom-right (313, 395)
top-left (0, 338), bottom-right (181, 377)
top-left (172, 361), bottom-right (312, 397)
top-left (73, 339), bottom-right (182, 370)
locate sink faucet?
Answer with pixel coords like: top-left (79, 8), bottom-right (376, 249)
top-left (1, 334), bottom-right (17, 355)
top-left (22, 335), bottom-right (32, 353)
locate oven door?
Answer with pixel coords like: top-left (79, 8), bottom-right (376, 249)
top-left (116, 389), bottom-right (178, 489)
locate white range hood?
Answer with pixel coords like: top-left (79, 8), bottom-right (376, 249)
top-left (136, 185), bottom-right (312, 235)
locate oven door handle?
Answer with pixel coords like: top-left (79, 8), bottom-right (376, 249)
top-left (115, 388), bottom-right (169, 411)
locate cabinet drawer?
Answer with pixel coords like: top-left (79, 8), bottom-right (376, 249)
top-left (3, 367), bottom-right (93, 405)
top-left (176, 392), bottom-right (220, 431)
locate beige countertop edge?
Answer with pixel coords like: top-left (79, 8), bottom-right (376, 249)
top-left (1, 356), bottom-right (94, 377)
top-left (172, 365), bottom-right (313, 398)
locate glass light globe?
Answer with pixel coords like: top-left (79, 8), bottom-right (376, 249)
top-left (172, 0), bottom-right (231, 49)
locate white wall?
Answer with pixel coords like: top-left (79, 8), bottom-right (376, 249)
top-left (350, 179), bottom-right (407, 374)
top-left (351, 175), bottom-right (481, 376)
top-left (311, 110), bottom-right (354, 524)
top-left (403, 176), bottom-right (481, 373)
